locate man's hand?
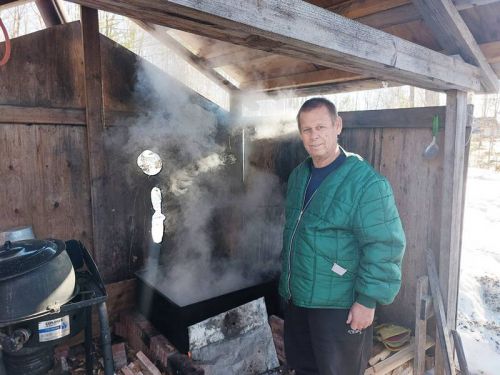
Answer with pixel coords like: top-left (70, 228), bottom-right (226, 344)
top-left (346, 302), bottom-right (375, 330)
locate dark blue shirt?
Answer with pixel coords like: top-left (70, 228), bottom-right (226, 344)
top-left (303, 151), bottom-right (346, 208)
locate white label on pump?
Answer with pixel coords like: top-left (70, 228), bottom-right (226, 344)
top-left (38, 315), bottom-right (70, 342)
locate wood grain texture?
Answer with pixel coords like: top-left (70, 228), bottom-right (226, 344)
top-left (240, 68), bottom-right (362, 91)
top-left (133, 20), bottom-right (238, 91)
top-left (0, 105), bottom-right (86, 125)
top-left (414, 276), bottom-right (431, 375)
top-left (0, 22), bottom-right (85, 108)
top-left (268, 78), bottom-right (399, 96)
top-left (365, 336), bottom-right (434, 374)
top-left (324, 0), bottom-right (409, 19)
top-left (0, 124), bottom-right (92, 244)
top-left (65, 0), bottom-right (482, 91)
top-left (81, 6), bottom-right (110, 275)
top-left (439, 91), bottom-right (467, 328)
top-left (426, 248), bottom-right (456, 375)
top-left (434, 91), bottom-right (468, 375)
top-left (411, 0), bottom-right (498, 92)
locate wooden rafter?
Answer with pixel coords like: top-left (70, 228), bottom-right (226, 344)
top-left (412, 0), bottom-right (499, 92)
top-left (240, 68), bottom-right (362, 91)
top-left (132, 20), bottom-right (238, 92)
top-left (205, 49), bottom-right (271, 68)
top-left (350, 1), bottom-right (500, 33)
top-left (436, 89), bottom-right (469, 375)
top-left (35, 0), bottom-right (67, 26)
top-left (263, 78), bottom-right (399, 97)
top-left (454, 0), bottom-right (500, 9)
top-left (81, 6), bottom-right (107, 270)
top-left (65, 0), bottom-right (481, 92)
top-left (324, 0), bottom-right (408, 19)
top-left (0, 0), bottom-right (20, 6)
top-left (480, 41), bottom-right (500, 64)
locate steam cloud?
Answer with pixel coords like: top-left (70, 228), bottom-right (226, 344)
top-left (126, 60), bottom-right (284, 306)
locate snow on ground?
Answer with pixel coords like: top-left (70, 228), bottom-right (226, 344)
top-left (458, 167), bottom-right (500, 375)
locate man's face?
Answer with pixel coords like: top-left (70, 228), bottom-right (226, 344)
top-left (299, 105), bottom-right (342, 167)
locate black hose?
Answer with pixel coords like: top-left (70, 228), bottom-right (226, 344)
top-left (84, 307), bottom-right (93, 375)
top-left (97, 302), bottom-right (114, 375)
top-left (0, 351), bottom-right (7, 375)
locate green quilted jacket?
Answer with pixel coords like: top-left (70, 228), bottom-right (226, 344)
top-left (278, 152), bottom-right (406, 309)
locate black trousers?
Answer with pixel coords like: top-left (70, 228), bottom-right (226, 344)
top-left (283, 302), bottom-right (373, 375)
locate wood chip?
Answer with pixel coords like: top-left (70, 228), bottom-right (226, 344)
top-left (136, 351), bottom-right (161, 375)
top-left (113, 342), bottom-right (128, 370)
top-left (121, 366), bottom-right (135, 375)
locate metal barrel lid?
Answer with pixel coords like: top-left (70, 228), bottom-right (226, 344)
top-left (0, 239), bottom-right (66, 281)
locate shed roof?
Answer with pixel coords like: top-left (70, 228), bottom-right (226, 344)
top-left (3, 0), bottom-right (500, 95)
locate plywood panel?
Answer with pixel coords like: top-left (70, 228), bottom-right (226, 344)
top-left (101, 36), bottom-right (140, 113)
top-left (377, 128), bottom-right (444, 328)
top-left (33, 125), bottom-right (92, 244)
top-left (0, 22), bottom-right (84, 108)
top-left (0, 124), bottom-right (92, 245)
top-left (338, 127), bottom-right (445, 328)
top-left (460, 3), bottom-right (500, 44)
top-left (235, 55), bottom-right (319, 82)
top-left (0, 124), bottom-right (38, 231)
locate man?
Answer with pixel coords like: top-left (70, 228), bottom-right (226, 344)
top-left (279, 97), bottom-right (406, 375)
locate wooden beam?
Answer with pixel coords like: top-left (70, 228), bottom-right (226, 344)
top-left (0, 105), bottom-right (145, 127)
top-left (240, 69), bottom-right (362, 91)
top-left (81, 6), bottom-right (108, 274)
top-left (480, 40), bottom-right (500, 64)
top-left (35, 0), bottom-right (67, 26)
top-left (326, 0), bottom-right (408, 19)
top-left (411, 0), bottom-right (499, 92)
top-left (435, 90), bottom-right (467, 375)
top-left (364, 336), bottom-right (435, 375)
top-left (358, 4), bottom-right (419, 29)
top-left (243, 106), bottom-right (455, 130)
top-left (265, 79), bottom-right (399, 97)
top-left (414, 276), bottom-right (432, 375)
top-left (426, 248), bottom-right (457, 375)
top-left (205, 48), bottom-right (271, 68)
top-left (454, 0), bottom-right (500, 9)
top-left (0, 105), bottom-right (86, 125)
top-left (65, 0), bottom-right (481, 92)
top-left (439, 92), bottom-right (467, 326)
top-left (316, 0), bottom-right (500, 29)
top-left (341, 106), bottom-right (449, 129)
top-left (133, 20), bottom-right (238, 91)
top-left (0, 0), bottom-right (22, 7)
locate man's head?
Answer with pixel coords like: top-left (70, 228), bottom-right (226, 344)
top-left (297, 98), bottom-right (343, 168)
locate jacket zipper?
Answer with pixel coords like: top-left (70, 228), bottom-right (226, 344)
top-left (286, 174), bottom-right (319, 301)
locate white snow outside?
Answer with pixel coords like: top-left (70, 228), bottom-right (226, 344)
top-left (458, 167), bottom-right (500, 375)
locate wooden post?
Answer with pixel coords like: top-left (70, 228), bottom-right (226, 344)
top-left (435, 90), bottom-right (467, 375)
top-left (81, 7), bottom-right (107, 263)
top-left (414, 276), bottom-right (433, 375)
top-left (427, 249), bottom-right (456, 375)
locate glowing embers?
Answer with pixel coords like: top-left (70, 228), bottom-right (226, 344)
top-left (151, 187), bottom-right (165, 244)
top-left (137, 150), bottom-right (162, 176)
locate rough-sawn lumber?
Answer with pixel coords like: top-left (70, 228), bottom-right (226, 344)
top-left (66, 0), bottom-right (482, 92)
top-left (411, 0), bottom-right (499, 92)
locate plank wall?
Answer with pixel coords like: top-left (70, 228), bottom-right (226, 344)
top-left (0, 22), bottom-right (228, 282)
